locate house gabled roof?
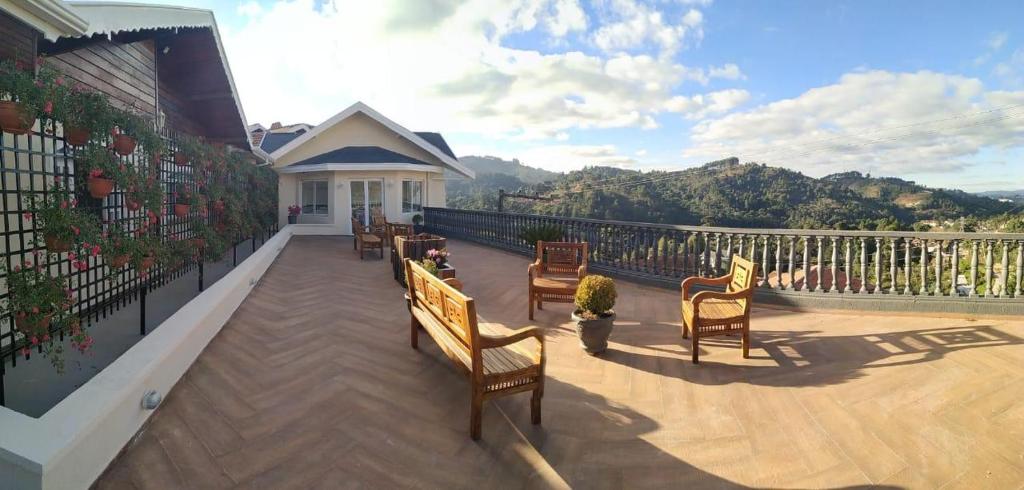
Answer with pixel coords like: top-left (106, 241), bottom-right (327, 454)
top-left (269, 101), bottom-right (474, 179)
top-left (289, 146), bottom-right (433, 167)
top-left (259, 132), bottom-right (303, 154)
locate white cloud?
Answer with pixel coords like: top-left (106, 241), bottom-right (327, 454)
top-left (592, 0), bottom-right (704, 56)
top-left (635, 149), bottom-right (647, 156)
top-left (683, 70), bottom-right (1024, 176)
top-left (666, 88), bottom-right (750, 119)
top-left (515, 144), bottom-right (637, 171)
top-left (236, 1), bottom-right (262, 17)
top-left (993, 48), bottom-right (1024, 86)
top-left (988, 31), bottom-right (1009, 51)
top-left (708, 63), bottom-right (745, 80)
top-left (222, 0), bottom-right (737, 144)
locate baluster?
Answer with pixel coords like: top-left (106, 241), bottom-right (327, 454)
top-left (859, 237), bottom-right (868, 293)
top-left (889, 238), bottom-right (897, 294)
top-left (1000, 239), bottom-right (1009, 297)
top-left (801, 236), bottom-right (810, 292)
top-left (787, 236), bottom-right (796, 291)
top-left (950, 240), bottom-right (959, 296)
top-left (702, 232), bottom-right (711, 277)
top-left (725, 234), bottom-right (734, 269)
top-left (843, 237), bottom-right (852, 293)
top-left (903, 238), bottom-right (912, 295)
top-left (713, 233), bottom-right (722, 275)
top-left (873, 237), bottom-right (882, 294)
top-left (970, 240), bottom-right (979, 297)
top-left (1016, 241), bottom-right (1023, 298)
top-left (934, 240), bottom-right (943, 296)
top-left (815, 236), bottom-right (824, 292)
top-left (761, 236), bottom-right (771, 288)
top-left (919, 239), bottom-right (928, 295)
top-left (771, 235), bottom-right (780, 290)
top-left (830, 237), bottom-right (839, 293)
top-left (985, 240), bottom-right (994, 298)
top-left (737, 234), bottom-right (745, 259)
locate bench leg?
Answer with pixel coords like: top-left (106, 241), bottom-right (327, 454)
top-left (742, 326), bottom-right (750, 359)
top-left (537, 300), bottom-right (543, 310)
top-left (691, 332), bottom-right (700, 364)
top-left (470, 393), bottom-right (483, 440)
top-left (681, 317), bottom-right (689, 339)
top-left (531, 388), bottom-right (542, 425)
top-left (528, 291), bottom-right (535, 321)
top-left (410, 315), bottom-right (419, 349)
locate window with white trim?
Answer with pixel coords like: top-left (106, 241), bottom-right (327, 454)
top-left (301, 180), bottom-right (329, 215)
top-left (402, 180), bottom-right (423, 213)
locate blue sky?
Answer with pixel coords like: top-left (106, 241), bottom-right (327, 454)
top-left (166, 0), bottom-right (1023, 190)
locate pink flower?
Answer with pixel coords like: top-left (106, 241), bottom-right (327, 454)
top-left (89, 168), bottom-right (103, 178)
top-left (31, 307), bottom-right (38, 314)
top-left (34, 80), bottom-right (43, 88)
top-left (60, 200), bottom-right (68, 209)
top-left (42, 334), bottom-right (50, 341)
top-left (43, 100), bottom-right (53, 115)
top-left (91, 245), bottom-right (101, 256)
top-left (55, 77), bottom-right (64, 86)
top-left (22, 212), bottom-right (32, 221)
top-left (21, 347), bottom-right (29, 357)
top-left (24, 261), bottom-right (32, 269)
top-left (72, 226), bottom-right (80, 236)
top-left (13, 265), bottom-right (21, 272)
top-left (54, 175), bottom-right (61, 183)
top-left (30, 336), bottom-right (38, 345)
top-left (68, 252), bottom-right (77, 260)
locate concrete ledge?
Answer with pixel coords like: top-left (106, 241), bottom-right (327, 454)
top-left (0, 226), bottom-right (295, 490)
top-left (290, 224), bottom-right (343, 235)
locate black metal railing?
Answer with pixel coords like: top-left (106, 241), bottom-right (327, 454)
top-left (0, 120), bottom-right (277, 405)
top-left (426, 208), bottom-right (1024, 306)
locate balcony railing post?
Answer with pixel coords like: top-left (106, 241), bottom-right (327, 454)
top-left (761, 236), bottom-right (771, 288)
top-left (787, 236), bottom-right (796, 291)
top-left (970, 240), bottom-right (979, 297)
top-left (950, 240), bottom-right (959, 296)
top-left (815, 236), bottom-right (824, 292)
top-left (713, 233), bottom-right (723, 275)
top-left (1016, 241), bottom-right (1023, 298)
top-left (985, 240), bottom-right (994, 298)
top-left (903, 239), bottom-right (912, 295)
top-left (859, 237), bottom-right (868, 293)
top-left (919, 239), bottom-right (929, 296)
top-left (801, 237), bottom-right (810, 292)
top-left (889, 238), bottom-right (897, 294)
top-left (830, 237), bottom-right (839, 293)
top-left (874, 237), bottom-right (882, 294)
top-left (934, 240), bottom-right (944, 296)
top-left (1000, 239), bottom-right (1009, 297)
top-left (775, 235), bottom-right (784, 290)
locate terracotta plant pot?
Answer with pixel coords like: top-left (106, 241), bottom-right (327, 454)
top-left (139, 255), bottom-right (156, 271)
top-left (44, 233), bottom-right (71, 252)
top-left (14, 313), bottom-right (53, 334)
top-left (126, 199), bottom-right (142, 211)
top-left (174, 203), bottom-right (190, 217)
top-left (87, 176), bottom-right (115, 199)
top-left (192, 238), bottom-right (206, 249)
top-left (212, 200), bottom-right (225, 213)
top-left (174, 152), bottom-right (190, 167)
top-left (112, 134), bottom-right (136, 156)
top-left (0, 100), bottom-right (35, 135)
top-left (65, 126), bottom-right (90, 146)
top-left (109, 254), bottom-right (130, 268)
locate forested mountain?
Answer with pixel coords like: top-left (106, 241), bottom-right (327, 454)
top-left (446, 156), bottom-right (1019, 230)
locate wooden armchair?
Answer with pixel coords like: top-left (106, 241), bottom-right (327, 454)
top-left (351, 217), bottom-right (383, 259)
top-left (528, 241), bottom-right (588, 320)
top-left (386, 222), bottom-right (414, 249)
top-left (681, 255), bottom-right (757, 364)
top-left (370, 213), bottom-right (389, 243)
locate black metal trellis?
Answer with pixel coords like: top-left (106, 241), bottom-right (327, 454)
top-left (0, 120), bottom-right (278, 407)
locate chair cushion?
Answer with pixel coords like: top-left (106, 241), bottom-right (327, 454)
top-left (531, 276), bottom-right (578, 291)
top-left (360, 233), bottom-right (382, 243)
top-left (682, 298), bottom-right (744, 322)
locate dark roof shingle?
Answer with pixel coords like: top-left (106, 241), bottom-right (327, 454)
top-left (260, 132), bottom-right (303, 153)
top-left (288, 146), bottom-right (433, 167)
top-left (414, 132), bottom-right (456, 159)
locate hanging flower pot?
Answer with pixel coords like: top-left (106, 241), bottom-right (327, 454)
top-left (87, 176), bottom-right (114, 199)
top-left (44, 234), bottom-right (71, 252)
top-left (139, 254), bottom-right (156, 271)
top-left (192, 238), bottom-right (206, 250)
top-left (14, 312), bottom-right (53, 333)
top-left (126, 199), bottom-right (142, 211)
top-left (108, 254), bottom-right (130, 268)
top-left (112, 134), bottom-right (136, 156)
top-left (174, 152), bottom-right (190, 167)
top-left (0, 100), bottom-right (35, 135)
top-left (212, 199), bottom-right (225, 214)
top-left (65, 126), bottom-right (90, 146)
top-left (174, 203), bottom-right (190, 217)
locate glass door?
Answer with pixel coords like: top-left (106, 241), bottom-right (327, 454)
top-left (350, 180), bottom-right (384, 225)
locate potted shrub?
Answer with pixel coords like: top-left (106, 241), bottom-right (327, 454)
top-left (55, 83), bottom-right (112, 147)
top-left (124, 171), bottom-right (162, 213)
top-left (571, 275), bottom-right (617, 355)
top-left (80, 144), bottom-right (129, 199)
top-left (100, 223), bottom-right (140, 269)
top-left (0, 59), bottom-right (48, 135)
top-left (110, 108), bottom-right (163, 157)
top-left (1, 253), bottom-right (90, 371)
top-left (129, 233), bottom-right (160, 277)
top-left (419, 258), bottom-right (440, 277)
top-left (287, 204), bottom-right (301, 224)
top-left (25, 175), bottom-right (99, 253)
top-left (412, 213), bottom-right (424, 234)
top-left (518, 223), bottom-right (564, 245)
top-left (173, 183), bottom-right (197, 217)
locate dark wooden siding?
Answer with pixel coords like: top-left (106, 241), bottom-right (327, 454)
top-left (47, 40), bottom-right (157, 117)
top-left (0, 10), bottom-right (37, 66)
top-left (159, 76), bottom-right (206, 136)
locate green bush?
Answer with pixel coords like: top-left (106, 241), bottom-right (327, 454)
top-left (419, 258), bottom-right (439, 277)
top-left (575, 275), bottom-right (616, 316)
top-left (519, 223), bottom-right (563, 245)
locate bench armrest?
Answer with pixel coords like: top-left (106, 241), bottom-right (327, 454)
top-left (578, 264), bottom-right (588, 281)
top-left (528, 259), bottom-right (543, 279)
top-left (480, 326), bottom-right (545, 363)
top-left (681, 274), bottom-right (732, 300)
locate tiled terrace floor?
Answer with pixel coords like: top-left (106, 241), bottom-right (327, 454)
top-left (97, 236), bottom-right (1024, 489)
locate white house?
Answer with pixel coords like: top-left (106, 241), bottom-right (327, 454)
top-left (261, 102), bottom-right (474, 234)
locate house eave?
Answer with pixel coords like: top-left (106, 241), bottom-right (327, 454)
top-left (277, 163), bottom-right (444, 174)
top-left (0, 0), bottom-right (88, 39)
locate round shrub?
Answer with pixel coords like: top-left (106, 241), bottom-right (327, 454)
top-left (575, 275), bottom-right (616, 316)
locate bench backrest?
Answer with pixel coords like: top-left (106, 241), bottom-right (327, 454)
top-left (351, 217), bottom-right (366, 233)
top-left (536, 241), bottom-right (588, 275)
top-left (405, 258), bottom-right (479, 368)
top-left (726, 255), bottom-right (757, 310)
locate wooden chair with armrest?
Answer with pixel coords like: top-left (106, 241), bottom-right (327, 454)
top-left (681, 255), bottom-right (757, 364)
top-left (527, 241), bottom-right (588, 320)
top-left (387, 222), bottom-right (414, 249)
top-left (351, 217), bottom-right (383, 259)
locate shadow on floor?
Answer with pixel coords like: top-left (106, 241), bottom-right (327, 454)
top-left (605, 324), bottom-right (1021, 388)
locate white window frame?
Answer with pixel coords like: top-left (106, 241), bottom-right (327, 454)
top-left (402, 179), bottom-right (423, 213)
top-left (300, 179), bottom-right (329, 216)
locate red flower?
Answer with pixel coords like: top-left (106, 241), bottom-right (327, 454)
top-left (89, 168), bottom-right (103, 178)
top-left (30, 336), bottom-right (39, 345)
top-left (72, 226), bottom-right (80, 235)
top-left (60, 200), bottom-right (68, 209)
top-left (69, 252), bottom-right (77, 260)
top-left (22, 212), bottom-right (32, 221)
top-left (43, 100), bottom-right (53, 114)
top-left (91, 245), bottom-right (101, 256)
top-left (42, 334), bottom-right (50, 341)
top-left (21, 347), bottom-right (29, 357)
top-left (31, 307), bottom-right (39, 314)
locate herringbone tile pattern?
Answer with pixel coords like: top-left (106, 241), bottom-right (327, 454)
top-left (96, 237), bottom-right (1024, 489)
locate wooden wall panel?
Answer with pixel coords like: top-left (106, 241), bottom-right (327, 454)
top-left (159, 79), bottom-right (205, 136)
top-left (0, 10), bottom-right (37, 66)
top-left (47, 39), bottom-right (157, 117)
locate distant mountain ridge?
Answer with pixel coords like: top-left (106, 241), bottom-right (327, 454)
top-left (448, 155), bottom-right (1018, 230)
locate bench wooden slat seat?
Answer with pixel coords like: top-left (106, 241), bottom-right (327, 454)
top-left (406, 259), bottom-right (545, 440)
top-left (681, 255), bottom-right (757, 364)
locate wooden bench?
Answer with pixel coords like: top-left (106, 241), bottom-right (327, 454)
top-left (405, 258), bottom-right (545, 440)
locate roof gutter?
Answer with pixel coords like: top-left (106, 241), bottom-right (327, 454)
top-left (0, 0), bottom-right (88, 39)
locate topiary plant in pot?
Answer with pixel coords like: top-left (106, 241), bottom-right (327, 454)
top-left (571, 274), bottom-right (617, 355)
